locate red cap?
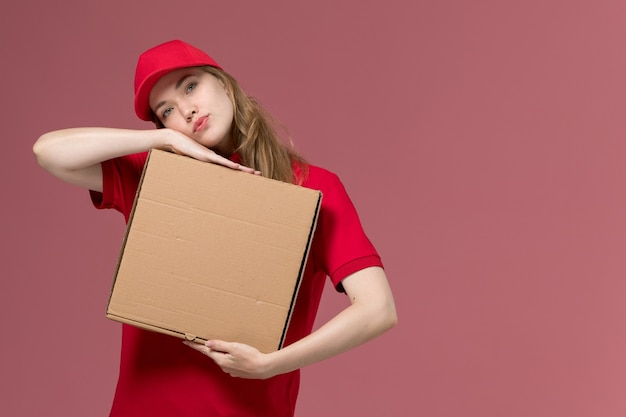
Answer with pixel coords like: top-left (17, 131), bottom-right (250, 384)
top-left (134, 40), bottom-right (222, 121)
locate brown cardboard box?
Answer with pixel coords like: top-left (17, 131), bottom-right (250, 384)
top-left (106, 149), bottom-right (321, 353)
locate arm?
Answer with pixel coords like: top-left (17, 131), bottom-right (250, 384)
top-left (185, 266), bottom-right (397, 379)
top-left (33, 127), bottom-right (257, 191)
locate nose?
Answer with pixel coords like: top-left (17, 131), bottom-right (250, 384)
top-left (185, 108), bottom-right (197, 122)
top-left (180, 101), bottom-right (197, 121)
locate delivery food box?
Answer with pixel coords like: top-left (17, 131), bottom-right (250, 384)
top-left (106, 149), bottom-right (322, 353)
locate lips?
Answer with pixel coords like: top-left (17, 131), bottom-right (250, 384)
top-left (193, 115), bottom-right (209, 133)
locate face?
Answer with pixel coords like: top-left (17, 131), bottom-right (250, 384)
top-left (149, 67), bottom-right (235, 155)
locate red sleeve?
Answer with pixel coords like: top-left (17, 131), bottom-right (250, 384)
top-left (305, 166), bottom-right (383, 291)
top-left (89, 152), bottom-right (148, 223)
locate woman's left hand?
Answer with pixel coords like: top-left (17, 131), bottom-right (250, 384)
top-left (184, 267), bottom-right (397, 380)
top-left (183, 339), bottom-right (274, 379)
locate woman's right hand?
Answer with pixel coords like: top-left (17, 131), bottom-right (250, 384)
top-left (159, 128), bottom-right (260, 175)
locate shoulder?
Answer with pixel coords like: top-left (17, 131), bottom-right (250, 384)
top-left (298, 163), bottom-right (359, 212)
top-left (299, 163), bottom-right (343, 191)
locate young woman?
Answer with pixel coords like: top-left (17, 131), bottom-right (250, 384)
top-left (33, 39), bottom-right (397, 417)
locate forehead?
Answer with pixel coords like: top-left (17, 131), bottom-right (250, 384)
top-left (149, 67), bottom-right (205, 104)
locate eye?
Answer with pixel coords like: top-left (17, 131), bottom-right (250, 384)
top-left (161, 107), bottom-right (173, 118)
top-left (185, 82), bottom-right (197, 94)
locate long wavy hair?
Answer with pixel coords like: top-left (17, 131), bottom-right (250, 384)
top-left (152, 66), bottom-right (307, 185)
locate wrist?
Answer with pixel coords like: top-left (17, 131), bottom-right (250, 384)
top-left (263, 348), bottom-right (303, 378)
top-left (149, 128), bottom-right (172, 150)
top-left (262, 350), bottom-right (286, 379)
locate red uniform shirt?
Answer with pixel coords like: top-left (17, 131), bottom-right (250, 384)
top-left (90, 151), bottom-right (383, 417)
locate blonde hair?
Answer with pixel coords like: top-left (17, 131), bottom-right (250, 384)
top-left (153, 66), bottom-right (307, 184)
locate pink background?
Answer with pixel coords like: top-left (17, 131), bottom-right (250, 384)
top-left (3, 1), bottom-right (626, 416)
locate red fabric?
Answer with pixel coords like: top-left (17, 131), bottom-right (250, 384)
top-left (90, 152), bottom-right (383, 417)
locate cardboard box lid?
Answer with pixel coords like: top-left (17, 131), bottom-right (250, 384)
top-left (106, 149), bottom-right (321, 353)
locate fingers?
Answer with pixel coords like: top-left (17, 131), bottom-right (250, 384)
top-left (183, 340), bottom-right (266, 379)
top-left (182, 339), bottom-right (231, 358)
top-left (204, 339), bottom-right (231, 353)
top-left (237, 165), bottom-right (262, 175)
top-left (165, 131), bottom-right (262, 175)
top-left (201, 152), bottom-right (261, 176)
top-left (174, 135), bottom-right (256, 174)
top-left (183, 340), bottom-right (232, 367)
top-left (182, 340), bottom-right (210, 355)
top-left (185, 340), bottom-right (237, 376)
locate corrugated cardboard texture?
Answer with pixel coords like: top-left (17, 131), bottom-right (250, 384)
top-left (107, 149), bottom-right (321, 353)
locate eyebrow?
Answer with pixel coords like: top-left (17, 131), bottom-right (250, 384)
top-left (153, 74), bottom-right (195, 113)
